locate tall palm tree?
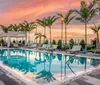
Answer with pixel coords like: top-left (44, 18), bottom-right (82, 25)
top-left (75, 1), bottom-right (96, 51)
top-left (35, 33), bottom-right (46, 46)
top-left (45, 16), bottom-right (58, 46)
top-left (36, 18), bottom-right (47, 41)
top-left (57, 14), bottom-right (64, 48)
top-left (58, 10), bottom-right (75, 45)
top-left (91, 23), bottom-right (100, 44)
top-left (34, 22), bottom-right (38, 43)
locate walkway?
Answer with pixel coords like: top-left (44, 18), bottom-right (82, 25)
top-left (62, 69), bottom-right (100, 85)
top-left (0, 68), bottom-right (22, 85)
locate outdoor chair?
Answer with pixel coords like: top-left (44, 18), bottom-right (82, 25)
top-left (95, 43), bottom-right (100, 53)
top-left (13, 43), bottom-right (18, 48)
top-left (45, 45), bottom-right (58, 51)
top-left (38, 44), bottom-right (48, 50)
top-left (66, 45), bottom-right (81, 54)
top-left (28, 43), bottom-right (37, 49)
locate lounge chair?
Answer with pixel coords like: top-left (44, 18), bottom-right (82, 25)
top-left (45, 45), bottom-right (58, 51)
top-left (52, 45), bottom-right (58, 50)
top-left (95, 43), bottom-right (100, 53)
top-left (13, 43), bottom-right (18, 48)
top-left (38, 44), bottom-right (48, 50)
top-left (28, 44), bottom-right (37, 48)
top-left (66, 45), bottom-right (81, 54)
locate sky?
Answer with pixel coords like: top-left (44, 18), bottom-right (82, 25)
top-left (0, 0), bottom-right (100, 43)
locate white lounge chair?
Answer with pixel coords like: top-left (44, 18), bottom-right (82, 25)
top-left (95, 43), bottom-right (100, 53)
top-left (28, 44), bottom-right (37, 48)
top-left (52, 45), bottom-right (58, 50)
top-left (38, 44), bottom-right (48, 50)
top-left (45, 45), bottom-right (58, 51)
top-left (67, 45), bottom-right (81, 54)
top-left (13, 43), bottom-right (18, 48)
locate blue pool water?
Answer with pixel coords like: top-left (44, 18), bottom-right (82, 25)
top-left (0, 48), bottom-right (100, 84)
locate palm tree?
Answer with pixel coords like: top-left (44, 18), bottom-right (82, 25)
top-left (57, 14), bottom-right (64, 48)
top-left (8, 24), bottom-right (20, 32)
top-left (75, 1), bottom-right (96, 51)
top-left (45, 16), bottom-right (58, 46)
top-left (34, 22), bottom-right (38, 43)
top-left (35, 33), bottom-right (46, 46)
top-left (0, 25), bottom-right (8, 33)
top-left (58, 10), bottom-right (75, 45)
top-left (91, 23), bottom-right (100, 49)
top-left (36, 18), bottom-right (47, 41)
top-left (0, 25), bottom-right (9, 45)
top-left (20, 21), bottom-right (36, 44)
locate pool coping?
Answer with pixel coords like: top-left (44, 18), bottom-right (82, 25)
top-left (1, 47), bottom-right (100, 59)
top-left (0, 47), bottom-right (100, 85)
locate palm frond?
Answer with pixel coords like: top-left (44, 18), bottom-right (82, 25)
top-left (57, 13), bottom-right (63, 18)
top-left (0, 25), bottom-right (8, 33)
top-left (67, 16), bottom-right (75, 24)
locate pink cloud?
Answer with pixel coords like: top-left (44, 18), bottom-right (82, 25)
top-left (0, 0), bottom-right (87, 25)
top-left (0, 0), bottom-right (99, 42)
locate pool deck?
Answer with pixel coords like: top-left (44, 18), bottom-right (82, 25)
top-left (0, 68), bottom-right (21, 85)
top-left (62, 69), bottom-right (100, 85)
top-left (0, 67), bottom-right (100, 85)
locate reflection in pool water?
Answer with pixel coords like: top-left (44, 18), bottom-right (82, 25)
top-left (0, 49), bottom-right (100, 84)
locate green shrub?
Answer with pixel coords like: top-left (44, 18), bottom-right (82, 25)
top-left (52, 40), bottom-right (56, 45)
top-left (91, 38), bottom-right (96, 49)
top-left (69, 39), bottom-right (74, 49)
top-left (79, 39), bottom-right (85, 50)
top-left (44, 40), bottom-right (48, 44)
top-left (57, 40), bottom-right (62, 50)
top-left (62, 45), bottom-right (70, 51)
top-left (87, 45), bottom-right (93, 50)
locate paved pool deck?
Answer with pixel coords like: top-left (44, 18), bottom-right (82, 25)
top-left (0, 68), bottom-right (21, 85)
top-left (62, 69), bottom-right (100, 85)
top-left (0, 68), bottom-right (100, 85)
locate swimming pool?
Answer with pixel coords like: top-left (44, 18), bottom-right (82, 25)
top-left (0, 48), bottom-right (100, 84)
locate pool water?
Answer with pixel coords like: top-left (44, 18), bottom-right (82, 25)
top-left (0, 48), bottom-right (100, 84)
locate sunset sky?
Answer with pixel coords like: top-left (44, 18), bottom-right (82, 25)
top-left (0, 0), bottom-right (100, 43)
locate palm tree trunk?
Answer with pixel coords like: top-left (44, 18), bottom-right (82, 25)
top-left (85, 22), bottom-right (87, 52)
top-left (36, 25), bottom-right (37, 43)
top-left (61, 21), bottom-right (63, 47)
top-left (49, 26), bottom-right (52, 46)
top-left (44, 27), bottom-right (46, 41)
top-left (25, 32), bottom-right (27, 46)
top-left (29, 31), bottom-right (30, 45)
top-left (39, 37), bottom-right (41, 45)
top-left (97, 32), bottom-right (99, 43)
top-left (65, 23), bottom-right (67, 45)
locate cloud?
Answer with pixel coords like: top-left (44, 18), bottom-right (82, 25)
top-left (0, 0), bottom-right (99, 42)
top-left (0, 0), bottom-right (85, 24)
